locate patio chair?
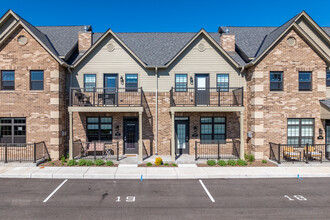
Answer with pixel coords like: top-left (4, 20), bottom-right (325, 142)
top-left (304, 146), bottom-right (322, 162)
top-left (283, 146), bottom-right (301, 161)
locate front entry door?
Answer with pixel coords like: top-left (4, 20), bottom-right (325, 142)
top-left (175, 118), bottom-right (189, 154)
top-left (123, 118), bottom-right (139, 154)
top-left (195, 74), bottom-right (209, 105)
top-left (104, 74), bottom-right (118, 105)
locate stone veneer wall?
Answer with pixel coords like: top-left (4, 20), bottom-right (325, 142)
top-left (0, 27), bottom-right (65, 159)
top-left (246, 28), bottom-right (327, 159)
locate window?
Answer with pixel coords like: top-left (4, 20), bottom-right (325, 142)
top-left (125, 74), bottom-right (138, 92)
top-left (0, 118), bottom-right (26, 143)
top-left (299, 71), bottom-right (312, 91)
top-left (200, 117), bottom-right (226, 143)
top-left (270, 71), bottom-right (283, 91)
top-left (30, 70), bottom-right (44, 90)
top-left (327, 72), bottom-right (330, 87)
top-left (84, 74), bottom-right (96, 92)
top-left (86, 117), bottom-right (112, 141)
top-left (175, 74), bottom-right (187, 92)
top-left (287, 119), bottom-right (314, 146)
top-left (217, 74), bottom-right (229, 92)
top-left (1, 70), bottom-right (15, 90)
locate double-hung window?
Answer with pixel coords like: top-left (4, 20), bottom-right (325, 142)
top-left (287, 119), bottom-right (314, 146)
top-left (200, 117), bottom-right (226, 143)
top-left (299, 71), bottom-right (312, 91)
top-left (1, 70), bottom-right (15, 90)
top-left (270, 71), bottom-right (283, 91)
top-left (0, 118), bottom-right (26, 143)
top-left (84, 74), bottom-right (96, 92)
top-left (217, 74), bottom-right (229, 92)
top-left (86, 117), bottom-right (112, 141)
top-left (125, 74), bottom-right (138, 92)
top-left (175, 74), bottom-right (187, 92)
top-left (327, 72), bottom-right (330, 87)
top-left (30, 70), bottom-right (44, 90)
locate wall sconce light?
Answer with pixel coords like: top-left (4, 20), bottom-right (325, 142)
top-left (120, 76), bottom-right (124, 85)
top-left (192, 126), bottom-right (198, 137)
top-left (190, 76), bottom-right (193, 85)
top-left (318, 128), bottom-right (324, 139)
top-left (115, 125), bottom-right (121, 136)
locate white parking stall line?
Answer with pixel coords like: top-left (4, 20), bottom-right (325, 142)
top-left (199, 180), bottom-right (215, 203)
top-left (43, 179), bottom-right (68, 203)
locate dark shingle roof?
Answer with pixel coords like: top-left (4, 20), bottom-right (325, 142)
top-left (320, 100), bottom-right (330, 109)
top-left (36, 26), bottom-right (90, 57)
top-left (322, 27), bottom-right (330, 36)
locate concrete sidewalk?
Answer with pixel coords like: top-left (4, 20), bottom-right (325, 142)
top-left (1, 165), bottom-right (330, 179)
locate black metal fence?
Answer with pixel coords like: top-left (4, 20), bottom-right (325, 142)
top-left (269, 142), bottom-right (330, 164)
top-left (170, 87), bottom-right (244, 107)
top-left (73, 141), bottom-right (121, 161)
top-left (70, 87), bottom-right (143, 107)
top-left (195, 140), bottom-right (240, 160)
top-left (0, 142), bottom-right (50, 163)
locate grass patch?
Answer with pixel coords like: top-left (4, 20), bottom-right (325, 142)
top-left (207, 160), bottom-right (216, 166)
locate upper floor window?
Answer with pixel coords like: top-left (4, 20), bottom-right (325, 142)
top-left (125, 74), bottom-right (138, 92)
top-left (327, 72), bottom-right (330, 87)
top-left (1, 70), bottom-right (15, 90)
top-left (84, 74), bottom-right (96, 92)
top-left (217, 74), bottom-right (229, 92)
top-left (270, 71), bottom-right (283, 91)
top-left (30, 70), bottom-right (44, 90)
top-left (175, 74), bottom-right (187, 92)
top-left (299, 71), bottom-right (312, 91)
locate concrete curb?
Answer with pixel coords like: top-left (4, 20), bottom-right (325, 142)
top-left (0, 166), bottom-right (330, 179)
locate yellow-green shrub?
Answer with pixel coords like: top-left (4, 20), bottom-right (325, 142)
top-left (155, 157), bottom-right (163, 165)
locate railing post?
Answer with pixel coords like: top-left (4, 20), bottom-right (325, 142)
top-left (116, 88), bottom-right (119, 107)
top-left (69, 88), bottom-right (72, 106)
top-left (195, 141), bottom-right (197, 161)
top-left (241, 87), bottom-right (244, 106)
top-left (93, 87), bottom-right (95, 106)
top-left (4, 144), bottom-right (8, 163)
top-left (140, 88), bottom-right (143, 107)
top-left (218, 89), bottom-right (220, 107)
top-left (94, 142), bottom-right (96, 160)
top-left (33, 143), bottom-right (37, 163)
top-left (306, 143), bottom-right (309, 164)
top-left (278, 144), bottom-right (281, 164)
top-left (217, 141), bottom-right (220, 160)
top-left (170, 87), bottom-right (173, 107)
top-left (117, 142), bottom-right (119, 161)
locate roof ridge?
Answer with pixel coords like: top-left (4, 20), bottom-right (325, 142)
top-left (221, 26), bottom-right (278, 28)
top-left (36, 25), bottom-right (90, 27)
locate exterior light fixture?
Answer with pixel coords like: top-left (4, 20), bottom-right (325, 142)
top-left (318, 128), bottom-right (324, 139)
top-left (115, 125), bottom-right (121, 136)
top-left (120, 76), bottom-right (124, 85)
top-left (192, 126), bottom-right (198, 137)
top-left (190, 76), bottom-right (193, 85)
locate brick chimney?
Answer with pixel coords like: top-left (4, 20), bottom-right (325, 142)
top-left (78, 27), bottom-right (92, 53)
top-left (220, 33), bottom-right (235, 52)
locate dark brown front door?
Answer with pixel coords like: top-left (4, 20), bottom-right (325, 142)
top-left (195, 74), bottom-right (209, 105)
top-left (123, 117), bottom-right (139, 154)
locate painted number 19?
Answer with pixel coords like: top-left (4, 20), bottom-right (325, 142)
top-left (284, 195), bottom-right (307, 201)
top-left (116, 196), bottom-right (136, 202)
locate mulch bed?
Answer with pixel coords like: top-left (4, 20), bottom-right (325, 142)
top-left (197, 160), bottom-right (277, 167)
top-left (39, 160), bottom-right (118, 167)
top-left (138, 164), bottom-right (178, 167)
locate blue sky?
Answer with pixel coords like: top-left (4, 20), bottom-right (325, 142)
top-left (1, 0), bottom-right (329, 32)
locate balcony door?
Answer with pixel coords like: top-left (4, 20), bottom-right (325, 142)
top-left (104, 74), bottom-right (118, 105)
top-left (195, 74), bottom-right (209, 105)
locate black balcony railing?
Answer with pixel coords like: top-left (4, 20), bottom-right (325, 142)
top-left (170, 87), bottom-right (244, 107)
top-left (195, 140), bottom-right (240, 160)
top-left (72, 141), bottom-right (121, 161)
top-left (269, 142), bottom-right (330, 164)
top-left (70, 87), bottom-right (143, 107)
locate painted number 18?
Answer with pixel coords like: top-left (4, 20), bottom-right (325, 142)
top-left (284, 195), bottom-right (307, 201)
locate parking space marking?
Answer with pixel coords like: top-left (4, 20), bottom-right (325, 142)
top-left (199, 180), bottom-right (215, 203)
top-left (43, 179), bottom-right (68, 203)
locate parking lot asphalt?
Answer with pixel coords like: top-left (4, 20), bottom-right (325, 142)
top-left (0, 178), bottom-right (330, 220)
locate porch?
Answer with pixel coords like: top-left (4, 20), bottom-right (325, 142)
top-left (269, 142), bottom-right (330, 164)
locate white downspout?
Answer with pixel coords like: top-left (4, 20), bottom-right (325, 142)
top-left (155, 67), bottom-right (158, 155)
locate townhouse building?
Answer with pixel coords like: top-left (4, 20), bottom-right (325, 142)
top-left (0, 9), bottom-right (329, 163)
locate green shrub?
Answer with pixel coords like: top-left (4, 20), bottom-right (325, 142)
top-left (86, 160), bottom-right (94, 166)
top-left (106, 161), bottom-right (114, 166)
top-left (147, 162), bottom-right (152, 166)
top-left (155, 157), bottom-right (163, 165)
top-left (172, 163), bottom-right (177, 167)
top-left (95, 159), bottom-right (105, 166)
top-left (262, 159), bottom-right (267, 164)
top-left (78, 159), bottom-right (87, 166)
top-left (244, 154), bottom-right (255, 162)
top-left (237, 159), bottom-right (247, 166)
top-left (51, 162), bottom-right (54, 166)
top-left (164, 163), bottom-right (169, 166)
top-left (67, 160), bottom-right (76, 166)
top-left (227, 159), bottom-right (237, 166)
top-left (217, 160), bottom-right (227, 166)
top-left (61, 155), bottom-right (66, 163)
top-left (207, 160), bottom-right (216, 166)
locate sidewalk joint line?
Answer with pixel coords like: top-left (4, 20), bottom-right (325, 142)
top-left (199, 179), bottom-right (215, 203)
top-left (43, 179), bottom-right (68, 203)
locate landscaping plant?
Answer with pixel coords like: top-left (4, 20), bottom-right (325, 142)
top-left (78, 159), bottom-right (87, 166)
top-left (207, 159), bottom-right (216, 166)
top-left (95, 159), bottom-right (105, 166)
top-left (164, 163), bottom-right (169, 166)
top-left (106, 160), bottom-right (114, 166)
top-left (147, 162), bottom-right (152, 166)
top-left (67, 160), bottom-right (76, 166)
top-left (155, 157), bottom-right (163, 165)
top-left (217, 160), bottom-right (227, 166)
top-left (237, 159), bottom-right (247, 166)
top-left (227, 159), bottom-right (237, 166)
top-left (262, 159), bottom-right (267, 164)
top-left (172, 163), bottom-right (177, 167)
top-left (86, 160), bottom-right (94, 166)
